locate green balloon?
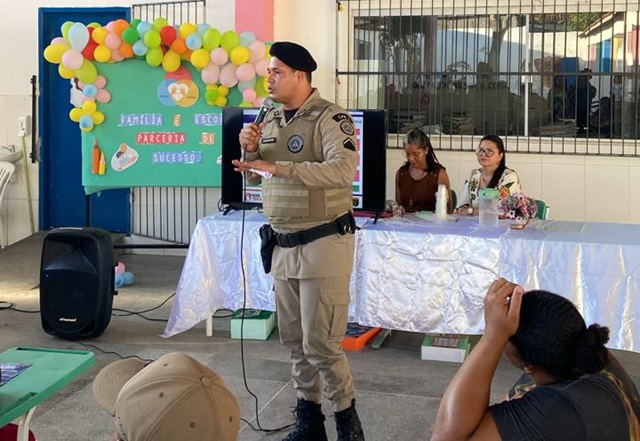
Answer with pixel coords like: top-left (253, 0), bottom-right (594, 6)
top-left (61, 21), bottom-right (74, 41)
top-left (144, 30), bottom-right (161, 49)
top-left (76, 59), bottom-right (98, 84)
top-left (146, 47), bottom-right (163, 67)
top-left (220, 31), bottom-right (239, 53)
top-left (130, 19), bottom-right (141, 29)
top-left (227, 86), bottom-right (243, 107)
top-left (255, 75), bottom-right (268, 97)
top-left (122, 28), bottom-right (139, 44)
top-left (153, 17), bottom-right (169, 31)
top-left (202, 28), bottom-right (221, 51)
top-left (205, 89), bottom-right (219, 102)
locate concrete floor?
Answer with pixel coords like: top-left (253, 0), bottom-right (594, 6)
top-left (1, 233), bottom-right (639, 440)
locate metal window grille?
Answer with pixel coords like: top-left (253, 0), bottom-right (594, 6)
top-left (337, 0), bottom-right (640, 155)
top-left (130, 0), bottom-right (211, 245)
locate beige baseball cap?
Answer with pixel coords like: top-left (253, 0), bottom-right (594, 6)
top-left (92, 352), bottom-right (240, 441)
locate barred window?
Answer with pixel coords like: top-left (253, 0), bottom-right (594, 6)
top-left (336, 1), bottom-right (640, 155)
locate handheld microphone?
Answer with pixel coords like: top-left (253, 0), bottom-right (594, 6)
top-left (253, 98), bottom-right (274, 126)
top-left (242, 97), bottom-right (274, 179)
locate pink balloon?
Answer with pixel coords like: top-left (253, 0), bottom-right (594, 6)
top-left (242, 88), bottom-right (257, 103)
top-left (96, 89), bottom-right (112, 103)
top-left (210, 47), bottom-right (228, 66)
top-left (111, 48), bottom-right (124, 61)
top-left (104, 33), bottom-right (122, 50)
top-left (115, 261), bottom-right (126, 274)
top-left (219, 63), bottom-right (238, 87)
top-left (254, 58), bottom-right (269, 77)
top-left (105, 21), bottom-right (116, 32)
top-left (62, 49), bottom-right (84, 70)
top-left (51, 37), bottom-right (67, 45)
top-left (94, 75), bottom-right (107, 89)
top-left (236, 63), bottom-right (255, 82)
top-left (248, 40), bottom-right (266, 61)
top-left (253, 96), bottom-right (266, 107)
top-left (201, 63), bottom-right (220, 84)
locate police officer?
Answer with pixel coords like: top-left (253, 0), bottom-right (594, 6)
top-left (233, 41), bottom-right (364, 441)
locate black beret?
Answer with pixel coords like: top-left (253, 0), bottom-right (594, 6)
top-left (270, 41), bottom-right (317, 72)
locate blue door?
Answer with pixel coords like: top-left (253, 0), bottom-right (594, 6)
top-left (39, 8), bottom-right (131, 232)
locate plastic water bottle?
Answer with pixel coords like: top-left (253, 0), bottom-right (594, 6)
top-left (478, 188), bottom-right (499, 227)
top-left (435, 184), bottom-right (448, 219)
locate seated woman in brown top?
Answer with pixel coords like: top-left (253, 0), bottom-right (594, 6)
top-left (395, 129), bottom-right (452, 213)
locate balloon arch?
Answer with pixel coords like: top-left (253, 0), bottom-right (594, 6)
top-left (43, 17), bottom-right (271, 132)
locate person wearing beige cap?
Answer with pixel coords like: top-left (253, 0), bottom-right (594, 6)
top-left (233, 41), bottom-right (364, 441)
top-left (93, 352), bottom-right (240, 441)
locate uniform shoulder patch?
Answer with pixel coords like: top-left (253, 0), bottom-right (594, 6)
top-left (332, 113), bottom-right (352, 122)
top-left (339, 120), bottom-right (355, 136)
top-left (343, 138), bottom-right (356, 151)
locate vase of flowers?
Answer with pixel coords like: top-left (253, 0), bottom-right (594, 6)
top-left (498, 192), bottom-right (538, 229)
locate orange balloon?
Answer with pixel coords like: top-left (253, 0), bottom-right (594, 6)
top-left (171, 38), bottom-right (188, 54)
top-left (114, 19), bottom-right (129, 36)
top-left (182, 49), bottom-right (192, 61)
top-left (119, 42), bottom-right (134, 58)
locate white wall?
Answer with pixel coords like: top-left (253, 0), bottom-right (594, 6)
top-left (1, 1), bottom-right (639, 249)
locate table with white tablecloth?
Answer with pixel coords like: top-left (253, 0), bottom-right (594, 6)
top-left (163, 210), bottom-right (640, 352)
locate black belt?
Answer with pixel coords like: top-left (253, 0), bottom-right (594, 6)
top-left (274, 212), bottom-right (356, 248)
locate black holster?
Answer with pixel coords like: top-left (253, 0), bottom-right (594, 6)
top-left (259, 224), bottom-right (277, 274)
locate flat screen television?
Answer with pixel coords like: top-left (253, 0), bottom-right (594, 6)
top-left (221, 107), bottom-right (387, 213)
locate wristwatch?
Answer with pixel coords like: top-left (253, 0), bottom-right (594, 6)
top-left (467, 206), bottom-right (474, 215)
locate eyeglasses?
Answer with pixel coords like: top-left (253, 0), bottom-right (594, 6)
top-left (403, 151), bottom-right (425, 159)
top-left (475, 148), bottom-right (497, 157)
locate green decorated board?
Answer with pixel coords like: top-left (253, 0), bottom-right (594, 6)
top-left (81, 61), bottom-right (222, 194)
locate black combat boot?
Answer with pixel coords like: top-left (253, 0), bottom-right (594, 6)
top-left (282, 398), bottom-right (328, 441)
top-left (335, 399), bottom-right (365, 441)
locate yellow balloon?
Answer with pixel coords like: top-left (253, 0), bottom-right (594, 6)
top-left (230, 46), bottom-right (249, 65)
top-left (206, 84), bottom-right (218, 91)
top-left (215, 96), bottom-right (227, 107)
top-left (217, 85), bottom-right (229, 97)
top-left (44, 43), bottom-right (70, 64)
top-left (93, 111), bottom-right (105, 125)
top-left (82, 100), bottom-right (97, 115)
top-left (162, 50), bottom-right (181, 72)
top-left (58, 64), bottom-right (75, 79)
top-left (179, 23), bottom-right (197, 40)
top-left (76, 59), bottom-right (98, 84)
top-left (69, 107), bottom-right (83, 122)
top-left (92, 27), bottom-right (109, 45)
top-left (94, 45), bottom-right (112, 63)
top-left (190, 49), bottom-right (209, 69)
top-left (263, 76), bottom-right (268, 92)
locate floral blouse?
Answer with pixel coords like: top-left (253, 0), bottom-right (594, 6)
top-left (457, 168), bottom-right (522, 208)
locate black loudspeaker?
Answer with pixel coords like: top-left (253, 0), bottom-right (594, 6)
top-left (40, 227), bottom-right (115, 339)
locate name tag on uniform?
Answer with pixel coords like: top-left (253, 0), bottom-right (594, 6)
top-left (261, 137), bottom-right (277, 144)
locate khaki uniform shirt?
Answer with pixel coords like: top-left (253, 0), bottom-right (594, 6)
top-left (246, 89), bottom-right (358, 278)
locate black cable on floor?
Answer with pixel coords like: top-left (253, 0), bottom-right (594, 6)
top-left (74, 341), bottom-right (154, 363)
top-left (236, 184), bottom-right (294, 434)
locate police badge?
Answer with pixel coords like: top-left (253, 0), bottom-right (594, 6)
top-left (287, 134), bottom-right (304, 153)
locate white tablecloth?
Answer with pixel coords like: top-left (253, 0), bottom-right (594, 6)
top-left (163, 211), bottom-right (640, 352)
